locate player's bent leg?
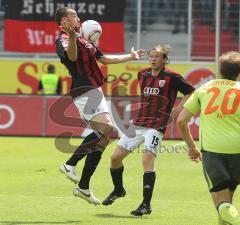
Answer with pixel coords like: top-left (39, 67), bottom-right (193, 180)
top-left (59, 131), bottom-right (104, 184)
top-left (74, 150), bottom-right (104, 205)
top-left (59, 113), bottom-right (111, 183)
top-left (73, 113), bottom-right (114, 204)
top-left (76, 113), bottom-right (112, 185)
top-left (111, 146), bottom-right (130, 168)
top-left (89, 113), bottom-right (113, 137)
top-left (102, 146), bottom-right (130, 206)
top-left (63, 89), bottom-right (110, 168)
top-left (103, 125), bottom-right (144, 206)
top-left (97, 135), bottom-right (109, 149)
top-left (89, 113), bottom-right (113, 149)
top-left (131, 151), bottom-right (156, 216)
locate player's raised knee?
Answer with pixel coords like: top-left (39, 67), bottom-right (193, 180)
top-left (100, 123), bottom-right (114, 136)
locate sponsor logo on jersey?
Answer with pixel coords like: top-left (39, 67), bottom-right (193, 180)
top-left (61, 39), bottom-right (69, 48)
top-left (159, 80), bottom-right (165, 87)
top-left (143, 87), bottom-right (159, 95)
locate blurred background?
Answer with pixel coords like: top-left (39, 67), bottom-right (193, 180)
top-left (0, 0), bottom-right (238, 138)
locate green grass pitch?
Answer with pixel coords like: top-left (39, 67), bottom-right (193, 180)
top-left (0, 137), bottom-right (239, 225)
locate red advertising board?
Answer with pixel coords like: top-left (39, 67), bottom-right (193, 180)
top-left (4, 21), bottom-right (124, 53)
top-left (0, 95), bottom-right (200, 139)
top-left (45, 96), bottom-right (87, 136)
top-left (4, 0), bottom-right (125, 53)
top-left (0, 96), bottom-right (43, 135)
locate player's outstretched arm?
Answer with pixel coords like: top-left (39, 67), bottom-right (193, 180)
top-left (97, 47), bottom-right (145, 64)
top-left (177, 108), bottom-right (201, 162)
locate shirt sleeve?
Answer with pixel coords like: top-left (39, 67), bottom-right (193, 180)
top-left (95, 47), bottom-right (104, 59)
top-left (56, 35), bottom-right (69, 60)
top-left (183, 90), bottom-right (201, 114)
top-left (173, 74), bottom-right (195, 95)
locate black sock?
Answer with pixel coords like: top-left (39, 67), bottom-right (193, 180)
top-left (110, 166), bottom-right (124, 193)
top-left (78, 145), bottom-right (104, 189)
top-left (66, 132), bottom-right (103, 166)
top-left (143, 171), bottom-right (156, 207)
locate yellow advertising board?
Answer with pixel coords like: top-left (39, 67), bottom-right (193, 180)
top-left (0, 59), bottom-right (216, 95)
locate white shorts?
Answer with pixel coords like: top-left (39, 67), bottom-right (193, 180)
top-left (117, 125), bottom-right (163, 155)
top-left (73, 87), bottom-right (109, 122)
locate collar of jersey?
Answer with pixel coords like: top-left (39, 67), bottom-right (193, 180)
top-left (147, 67), bottom-right (165, 77)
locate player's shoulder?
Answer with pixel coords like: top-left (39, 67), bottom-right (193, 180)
top-left (138, 67), bottom-right (151, 75)
top-left (163, 67), bottom-right (180, 77)
top-left (139, 67), bottom-right (151, 73)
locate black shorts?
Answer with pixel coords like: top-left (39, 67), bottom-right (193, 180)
top-left (202, 150), bottom-right (240, 192)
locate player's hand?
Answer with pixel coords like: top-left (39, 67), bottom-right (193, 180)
top-left (60, 21), bottom-right (76, 37)
top-left (170, 106), bottom-right (183, 118)
top-left (92, 38), bottom-right (99, 46)
top-left (188, 146), bottom-right (201, 162)
top-left (130, 47), bottom-right (145, 60)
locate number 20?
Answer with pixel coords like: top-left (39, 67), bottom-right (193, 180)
top-left (204, 87), bottom-right (240, 115)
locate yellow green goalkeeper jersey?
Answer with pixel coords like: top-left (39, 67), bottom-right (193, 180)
top-left (183, 79), bottom-right (240, 154)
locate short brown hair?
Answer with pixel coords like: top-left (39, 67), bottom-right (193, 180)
top-left (148, 44), bottom-right (171, 64)
top-left (219, 51), bottom-right (240, 81)
top-left (55, 7), bottom-right (70, 25)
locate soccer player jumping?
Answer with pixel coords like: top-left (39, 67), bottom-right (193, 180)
top-left (177, 51), bottom-right (240, 225)
top-left (102, 45), bottom-right (195, 216)
top-left (55, 7), bottom-right (145, 205)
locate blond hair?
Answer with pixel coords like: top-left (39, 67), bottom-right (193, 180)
top-left (148, 44), bottom-right (171, 65)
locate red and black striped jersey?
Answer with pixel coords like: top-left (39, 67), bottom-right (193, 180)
top-left (56, 31), bottom-right (104, 97)
top-left (133, 67), bottom-right (195, 133)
